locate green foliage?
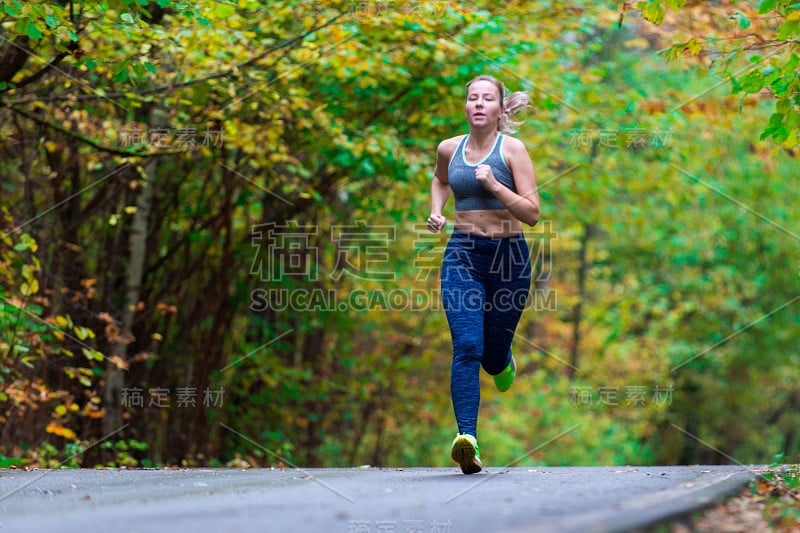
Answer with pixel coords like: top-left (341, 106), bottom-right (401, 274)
top-left (1, 0), bottom-right (798, 470)
top-left (35, 441), bottom-right (83, 469)
top-left (636, 0), bottom-right (800, 147)
top-left (0, 455), bottom-right (26, 468)
top-left (100, 439), bottom-right (150, 468)
top-left (750, 458), bottom-right (800, 527)
top-left (1, 217), bottom-right (107, 465)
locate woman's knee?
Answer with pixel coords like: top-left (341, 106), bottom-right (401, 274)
top-left (452, 336), bottom-right (483, 363)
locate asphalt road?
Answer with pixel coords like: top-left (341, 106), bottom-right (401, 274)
top-left (0, 465), bottom-right (760, 533)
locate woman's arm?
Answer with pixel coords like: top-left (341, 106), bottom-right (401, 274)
top-left (475, 137), bottom-right (540, 226)
top-left (427, 139), bottom-right (456, 233)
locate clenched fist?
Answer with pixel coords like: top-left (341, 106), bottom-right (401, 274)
top-left (475, 164), bottom-right (499, 193)
top-left (427, 213), bottom-right (446, 233)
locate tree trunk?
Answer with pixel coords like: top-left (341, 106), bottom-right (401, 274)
top-left (569, 222), bottom-right (593, 378)
top-left (0, 36), bottom-right (30, 83)
top-left (184, 148), bottom-right (237, 461)
top-left (371, 412), bottom-right (386, 468)
top-left (103, 106), bottom-right (163, 437)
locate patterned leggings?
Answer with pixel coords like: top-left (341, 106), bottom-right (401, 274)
top-left (441, 229), bottom-right (532, 438)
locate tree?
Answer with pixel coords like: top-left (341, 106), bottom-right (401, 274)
top-left (629, 0), bottom-right (800, 148)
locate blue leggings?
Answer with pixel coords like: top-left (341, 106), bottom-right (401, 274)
top-left (441, 229), bottom-right (532, 438)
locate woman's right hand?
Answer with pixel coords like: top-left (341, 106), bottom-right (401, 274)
top-left (427, 213), bottom-right (446, 233)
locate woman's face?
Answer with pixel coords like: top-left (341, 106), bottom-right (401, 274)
top-left (465, 80), bottom-right (503, 129)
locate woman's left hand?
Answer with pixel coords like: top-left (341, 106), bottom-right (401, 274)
top-left (475, 164), bottom-right (500, 194)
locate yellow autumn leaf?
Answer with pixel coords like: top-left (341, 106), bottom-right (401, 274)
top-left (20, 279), bottom-right (38, 296)
top-left (108, 355), bottom-right (130, 370)
top-left (86, 408), bottom-right (105, 419)
top-left (624, 38), bottom-right (650, 49)
top-left (579, 73), bottom-right (603, 83)
top-left (783, 129), bottom-right (799, 148)
top-left (45, 422), bottom-right (76, 439)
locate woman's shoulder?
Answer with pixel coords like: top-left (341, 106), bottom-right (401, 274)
top-left (500, 134), bottom-right (530, 162)
top-left (500, 134), bottom-right (527, 151)
top-left (437, 135), bottom-right (466, 159)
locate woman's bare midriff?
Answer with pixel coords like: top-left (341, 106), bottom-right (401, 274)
top-left (455, 209), bottom-right (522, 237)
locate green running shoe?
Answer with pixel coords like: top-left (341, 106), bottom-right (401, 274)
top-left (450, 433), bottom-right (482, 474)
top-left (493, 355), bottom-right (516, 392)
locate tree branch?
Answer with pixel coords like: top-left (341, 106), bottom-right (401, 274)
top-left (5, 11), bottom-right (349, 106)
top-left (9, 105), bottom-right (188, 157)
top-left (13, 51), bottom-right (72, 90)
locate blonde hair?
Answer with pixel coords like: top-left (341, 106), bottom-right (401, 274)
top-left (465, 75), bottom-right (530, 134)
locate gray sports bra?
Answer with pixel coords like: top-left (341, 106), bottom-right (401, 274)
top-left (447, 133), bottom-right (516, 211)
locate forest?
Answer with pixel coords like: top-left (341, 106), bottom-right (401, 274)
top-left (1, 0), bottom-right (799, 470)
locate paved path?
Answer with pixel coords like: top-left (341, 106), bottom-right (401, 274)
top-left (0, 465), bottom-right (760, 532)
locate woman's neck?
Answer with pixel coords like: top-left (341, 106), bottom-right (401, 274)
top-left (468, 127), bottom-right (499, 150)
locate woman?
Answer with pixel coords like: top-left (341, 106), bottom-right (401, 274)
top-left (427, 75), bottom-right (540, 474)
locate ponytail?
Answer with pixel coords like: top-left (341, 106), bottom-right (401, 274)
top-left (499, 91), bottom-right (530, 135)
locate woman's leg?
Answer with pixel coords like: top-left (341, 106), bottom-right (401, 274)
top-left (441, 234), bottom-right (485, 437)
top-left (481, 236), bottom-right (532, 375)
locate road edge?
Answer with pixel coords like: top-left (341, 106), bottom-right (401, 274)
top-left (609, 471), bottom-right (758, 533)
top-left (505, 468), bottom-right (760, 533)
